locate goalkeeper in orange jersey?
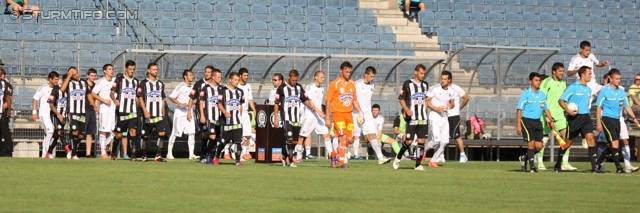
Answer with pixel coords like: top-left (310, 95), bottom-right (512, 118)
top-left (324, 61), bottom-right (364, 169)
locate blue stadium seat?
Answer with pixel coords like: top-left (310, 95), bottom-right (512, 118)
top-left (493, 35), bottom-right (509, 46)
top-left (543, 37), bottom-right (560, 47)
top-left (541, 30), bottom-right (558, 38)
top-left (454, 28), bottom-right (471, 36)
top-left (508, 20), bottom-right (524, 29)
top-left (470, 12), bottom-right (487, 20)
top-left (540, 5), bottom-right (555, 16)
top-left (472, 3), bottom-right (487, 13)
top-left (438, 1), bottom-right (454, 12)
top-left (489, 4), bottom-right (505, 14)
top-left (308, 15), bottom-right (324, 24)
top-left (487, 13), bottom-right (503, 21)
top-left (524, 21), bottom-right (540, 30)
top-left (527, 37), bottom-right (543, 47)
top-left (472, 28), bottom-right (489, 36)
top-left (272, 0), bottom-right (289, 6)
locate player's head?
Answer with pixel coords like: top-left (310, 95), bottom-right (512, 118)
top-left (204, 65), bottom-right (214, 81)
top-left (340, 61), bottom-right (353, 80)
top-left (372, 104), bottom-right (381, 117)
top-left (579, 40), bottom-right (591, 57)
top-left (87, 68), bottom-right (98, 82)
top-left (147, 62), bottom-right (158, 78)
top-left (48, 71), bottom-right (60, 85)
top-left (288, 69), bottom-right (299, 85)
top-left (314, 70), bottom-right (325, 84)
top-left (529, 72), bottom-right (541, 89)
top-left (440, 70), bottom-right (452, 87)
top-left (608, 68), bottom-right (621, 87)
top-left (551, 62), bottom-right (564, 80)
top-left (68, 66), bottom-right (79, 81)
top-left (634, 74), bottom-right (640, 85)
top-left (229, 72), bottom-right (240, 88)
top-left (414, 64), bottom-right (427, 81)
top-left (124, 60), bottom-right (135, 78)
top-left (182, 69), bottom-right (193, 82)
top-left (321, 104), bottom-right (326, 114)
top-left (364, 66), bottom-right (376, 83)
top-left (212, 68), bottom-right (222, 85)
top-left (540, 74), bottom-right (549, 81)
top-left (102, 64), bottom-right (114, 77)
top-left (272, 73), bottom-right (283, 88)
top-left (578, 66), bottom-right (591, 82)
top-left (239, 67), bottom-right (249, 83)
top-left (603, 73), bottom-right (611, 85)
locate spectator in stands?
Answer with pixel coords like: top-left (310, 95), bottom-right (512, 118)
top-left (267, 73), bottom-right (283, 105)
top-left (0, 68), bottom-right (14, 157)
top-left (6, 0), bottom-right (40, 19)
top-left (627, 74), bottom-right (640, 113)
top-left (0, 59), bottom-right (4, 70)
top-left (400, 0), bottom-right (424, 18)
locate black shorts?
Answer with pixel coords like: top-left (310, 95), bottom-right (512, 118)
top-left (520, 118), bottom-right (543, 142)
top-left (69, 113), bottom-right (87, 135)
top-left (283, 121), bottom-right (301, 141)
top-left (221, 125), bottom-right (243, 144)
top-left (600, 117), bottom-right (621, 142)
top-left (448, 115), bottom-right (462, 139)
top-left (566, 114), bottom-right (594, 140)
top-left (50, 114), bottom-right (66, 132)
top-left (406, 119), bottom-right (428, 141)
top-left (141, 116), bottom-right (168, 136)
top-left (410, 2), bottom-right (421, 8)
top-left (195, 110), bottom-right (207, 133)
top-left (85, 111), bottom-right (97, 135)
top-left (115, 112), bottom-right (138, 133)
top-left (204, 119), bottom-right (221, 138)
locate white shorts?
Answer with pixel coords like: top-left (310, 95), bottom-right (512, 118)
top-left (587, 81), bottom-right (602, 110)
top-left (98, 112), bottom-right (116, 133)
top-left (429, 117), bottom-right (450, 143)
top-left (353, 113), bottom-right (377, 136)
top-left (619, 117), bottom-right (629, 140)
top-left (299, 110), bottom-right (329, 137)
top-left (172, 115), bottom-right (196, 137)
top-left (40, 113), bottom-right (54, 134)
top-left (241, 113), bottom-right (252, 137)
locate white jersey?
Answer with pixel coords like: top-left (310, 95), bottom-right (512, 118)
top-left (427, 85), bottom-right (455, 119)
top-left (304, 83), bottom-right (324, 114)
top-left (353, 79), bottom-right (374, 116)
top-left (237, 82), bottom-right (253, 116)
top-left (373, 115), bottom-right (384, 132)
top-left (447, 83), bottom-right (466, 117)
top-left (33, 84), bottom-right (53, 113)
top-left (569, 53), bottom-right (599, 83)
top-left (169, 82), bottom-right (193, 117)
top-left (92, 77), bottom-right (116, 113)
top-left (268, 87), bottom-right (277, 105)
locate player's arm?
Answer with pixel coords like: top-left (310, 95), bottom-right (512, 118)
top-left (136, 85), bottom-right (150, 118)
top-left (324, 84), bottom-right (335, 127)
top-left (88, 90), bottom-right (98, 112)
top-left (544, 109), bottom-right (555, 130)
top-left (398, 82), bottom-right (412, 116)
top-left (459, 93), bottom-right (469, 110)
top-left (516, 94), bottom-right (526, 135)
top-left (621, 96), bottom-right (639, 126)
top-left (426, 96), bottom-right (445, 113)
top-left (566, 61), bottom-right (578, 77)
top-left (31, 89), bottom-right (41, 121)
top-left (59, 72), bottom-right (73, 93)
top-left (4, 86), bottom-right (12, 117)
top-left (198, 97), bottom-right (205, 123)
top-left (628, 90), bottom-right (640, 106)
top-left (595, 93), bottom-right (605, 132)
top-left (249, 99), bottom-right (256, 117)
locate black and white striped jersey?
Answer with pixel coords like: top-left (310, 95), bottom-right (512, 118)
top-left (47, 85), bottom-right (67, 117)
top-left (275, 82), bottom-right (309, 123)
top-left (0, 79), bottom-right (12, 114)
top-left (189, 78), bottom-right (210, 109)
top-left (199, 84), bottom-right (222, 122)
top-left (218, 87), bottom-right (245, 125)
top-left (137, 78), bottom-right (166, 118)
top-left (67, 80), bottom-right (88, 114)
top-left (111, 75), bottom-right (139, 114)
top-left (398, 79), bottom-right (429, 121)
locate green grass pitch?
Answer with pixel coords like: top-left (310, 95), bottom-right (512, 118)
top-left (1, 158), bottom-right (638, 212)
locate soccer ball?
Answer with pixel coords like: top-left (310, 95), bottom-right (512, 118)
top-left (357, 114), bottom-right (364, 124)
top-left (567, 102), bottom-right (578, 113)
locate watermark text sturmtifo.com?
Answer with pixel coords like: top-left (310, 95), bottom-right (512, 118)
top-left (11, 9), bottom-right (138, 20)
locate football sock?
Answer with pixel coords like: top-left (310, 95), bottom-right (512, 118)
top-left (611, 148), bottom-right (622, 168)
top-left (369, 137), bottom-right (384, 159)
top-left (128, 135), bottom-right (136, 158)
top-left (415, 144), bottom-right (424, 167)
top-left (235, 143), bottom-right (242, 163)
top-left (596, 147), bottom-right (612, 165)
top-left (396, 142), bottom-right (409, 160)
top-left (156, 138), bottom-right (165, 157)
top-left (555, 147), bottom-right (567, 168)
top-left (305, 146), bottom-right (311, 157)
top-left (391, 141), bottom-right (400, 154)
top-left (200, 138), bottom-right (208, 156)
top-left (536, 147), bottom-right (545, 166)
top-left (332, 138), bottom-right (339, 151)
top-left (47, 135), bottom-right (58, 154)
top-left (242, 145), bottom-right (249, 156)
top-left (215, 142), bottom-right (225, 158)
top-left (527, 149), bottom-right (535, 170)
top-left (562, 148), bottom-right (570, 165)
top-left (111, 138), bottom-right (120, 157)
top-left (99, 134), bottom-right (107, 155)
top-left (187, 134), bottom-right (195, 157)
top-left (42, 133), bottom-right (52, 157)
top-left (588, 146), bottom-right (598, 170)
top-left (71, 138), bottom-right (80, 157)
top-left (431, 141), bottom-right (447, 163)
top-left (295, 144), bottom-right (303, 160)
top-left (623, 145), bottom-right (631, 168)
top-left (339, 138), bottom-right (347, 166)
top-left (352, 137), bottom-right (360, 157)
top-left (323, 138), bottom-right (333, 156)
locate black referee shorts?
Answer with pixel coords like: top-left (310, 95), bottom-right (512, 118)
top-left (566, 114), bottom-right (594, 140)
top-left (520, 117), bottom-right (543, 143)
top-left (141, 116), bottom-right (168, 136)
top-left (448, 115), bottom-right (462, 139)
top-left (600, 117), bottom-right (621, 143)
top-left (282, 121), bottom-right (301, 141)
